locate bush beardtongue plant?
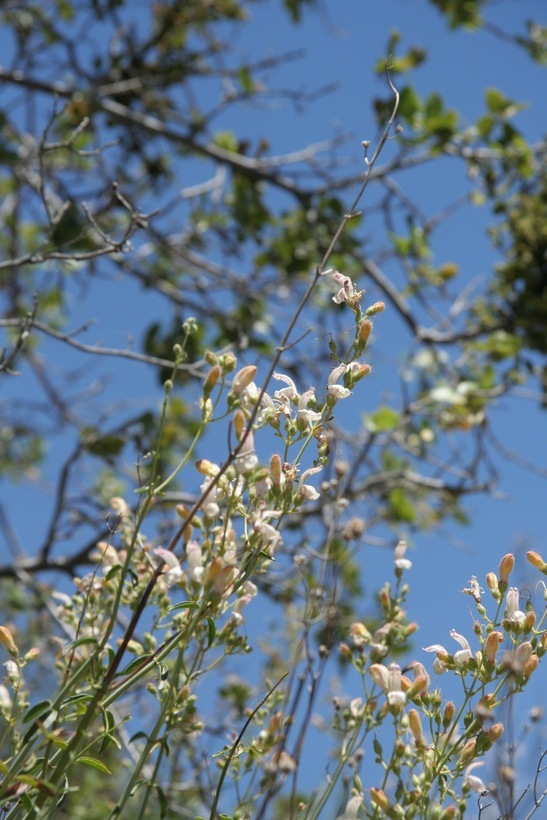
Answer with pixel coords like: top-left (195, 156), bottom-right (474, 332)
top-left (0, 80), bottom-right (546, 820)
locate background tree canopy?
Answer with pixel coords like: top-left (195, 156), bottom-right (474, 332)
top-left (0, 0), bottom-right (546, 817)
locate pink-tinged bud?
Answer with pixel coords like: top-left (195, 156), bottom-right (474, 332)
top-left (443, 701), bottom-right (455, 727)
top-left (524, 611), bottom-right (536, 631)
top-left (379, 588), bottom-right (390, 609)
top-left (487, 723), bottom-right (504, 743)
top-left (439, 807), bottom-right (458, 819)
top-left (459, 738), bottom-right (477, 765)
top-left (203, 364), bottom-right (221, 396)
top-left (196, 459), bottom-right (217, 477)
top-left (358, 318), bottom-right (373, 345)
top-left (233, 409), bottom-right (245, 439)
top-left (523, 653), bottom-right (539, 679)
top-left (370, 788), bottom-right (390, 811)
top-left (339, 643), bottom-right (352, 660)
top-left (409, 709), bottom-right (425, 745)
top-left (204, 350), bottom-right (218, 365)
top-left (352, 363), bottom-right (372, 383)
top-left (486, 572), bottom-right (499, 593)
top-left (175, 505), bottom-right (194, 540)
top-left (485, 631), bottom-right (504, 664)
top-left (206, 558), bottom-right (238, 599)
top-left (0, 627), bottom-right (17, 655)
top-left (270, 454), bottom-right (282, 487)
top-left (231, 365), bottom-right (257, 396)
top-left (407, 675), bottom-right (429, 698)
top-left (527, 551), bottom-right (547, 573)
top-left (499, 554), bottom-right (514, 584)
top-left (365, 301), bottom-right (385, 317)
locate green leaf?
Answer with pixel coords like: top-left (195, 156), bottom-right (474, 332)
top-left (169, 600), bottom-right (199, 612)
top-left (121, 654), bottom-right (153, 675)
top-left (213, 130), bottom-right (239, 152)
top-left (22, 700), bottom-right (53, 724)
top-left (206, 617), bottom-right (216, 647)
top-left (77, 756), bottom-right (112, 774)
top-left (365, 406), bottom-right (400, 433)
top-left (84, 433), bottom-right (126, 457)
top-left (485, 87), bottom-right (510, 114)
top-left (388, 488), bottom-right (416, 523)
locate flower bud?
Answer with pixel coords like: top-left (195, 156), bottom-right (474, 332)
top-left (459, 738), bottom-right (477, 765)
top-left (485, 631), bottom-right (503, 665)
top-left (487, 723), bottom-right (504, 743)
top-left (196, 459), bottom-right (217, 477)
top-left (499, 553), bottom-right (514, 585)
top-left (527, 551), bottom-right (547, 573)
top-left (523, 653), bottom-right (539, 679)
top-left (220, 351), bottom-right (237, 373)
top-left (365, 301), bottom-right (385, 316)
top-left (353, 363), bottom-right (372, 383)
top-left (203, 364), bottom-right (221, 396)
top-left (486, 572), bottom-right (499, 594)
top-left (231, 365), bottom-right (257, 396)
top-left (443, 701), bottom-right (455, 727)
top-left (524, 610), bottom-right (536, 631)
top-left (439, 808), bottom-right (458, 819)
top-left (233, 409), bottom-right (246, 439)
top-left (270, 454), bottom-right (282, 487)
top-left (409, 708), bottom-right (425, 745)
top-left (370, 788), bottom-right (390, 812)
top-left (358, 318), bottom-right (373, 346)
top-left (0, 627), bottom-right (17, 656)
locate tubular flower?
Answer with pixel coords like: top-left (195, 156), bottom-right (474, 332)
top-left (504, 587), bottom-right (526, 625)
top-left (297, 465), bottom-right (323, 501)
top-left (326, 363), bottom-right (351, 401)
top-left (331, 270), bottom-right (363, 309)
top-left (369, 662), bottom-right (407, 709)
top-left (501, 641), bottom-right (535, 675)
top-left (234, 428), bottom-right (259, 475)
top-left (186, 541), bottom-right (204, 583)
top-left (153, 547), bottom-right (183, 586)
top-left (340, 793), bottom-right (364, 819)
top-left (424, 629), bottom-right (472, 673)
top-left (296, 388), bottom-right (322, 425)
top-left (464, 761), bottom-right (488, 795)
top-left (394, 539), bottom-right (412, 571)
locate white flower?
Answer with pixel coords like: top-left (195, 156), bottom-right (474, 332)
top-left (331, 271), bottom-right (362, 307)
top-left (505, 587), bottom-right (526, 624)
top-left (234, 428), bottom-right (258, 475)
top-left (327, 363), bottom-right (352, 400)
top-left (186, 540), bottom-right (204, 583)
top-left (394, 539), bottom-right (412, 571)
top-left (298, 465), bottom-right (323, 501)
top-left (200, 476), bottom-right (220, 518)
top-left (464, 761), bottom-right (488, 794)
top-left (252, 509), bottom-right (282, 555)
top-left (424, 629), bottom-right (472, 672)
top-left (3, 660), bottom-right (19, 685)
top-left (369, 662), bottom-right (406, 708)
top-left (153, 547), bottom-right (183, 586)
top-left (0, 684), bottom-right (12, 713)
top-left (339, 792), bottom-right (364, 819)
top-left (272, 372), bottom-right (298, 402)
top-left (297, 388), bottom-right (322, 425)
top-left (501, 640), bottom-right (534, 674)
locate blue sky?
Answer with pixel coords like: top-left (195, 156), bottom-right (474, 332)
top-left (1, 0), bottom-right (546, 813)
